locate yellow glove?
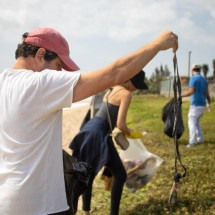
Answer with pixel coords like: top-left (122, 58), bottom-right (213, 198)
top-left (126, 130), bottom-right (143, 139)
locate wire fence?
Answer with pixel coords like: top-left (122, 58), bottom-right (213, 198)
top-left (160, 78), bottom-right (215, 99)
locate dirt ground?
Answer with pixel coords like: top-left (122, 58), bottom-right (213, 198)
top-left (62, 103), bottom-right (91, 154)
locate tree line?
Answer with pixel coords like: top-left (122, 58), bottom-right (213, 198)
top-left (145, 59), bottom-right (215, 94)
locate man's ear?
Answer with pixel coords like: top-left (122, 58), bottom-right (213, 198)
top-left (35, 48), bottom-right (46, 63)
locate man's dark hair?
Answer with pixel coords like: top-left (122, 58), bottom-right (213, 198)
top-left (15, 32), bottom-right (58, 61)
top-left (192, 68), bottom-right (201, 73)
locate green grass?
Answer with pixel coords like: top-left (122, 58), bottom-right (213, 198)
top-left (77, 94), bottom-right (215, 215)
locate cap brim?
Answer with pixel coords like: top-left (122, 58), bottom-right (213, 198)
top-left (130, 77), bottom-right (148, 90)
top-left (136, 81), bottom-right (148, 90)
top-left (142, 82), bottom-right (148, 90)
top-left (59, 54), bottom-right (80, 71)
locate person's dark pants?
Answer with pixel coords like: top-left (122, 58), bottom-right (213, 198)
top-left (82, 143), bottom-right (127, 215)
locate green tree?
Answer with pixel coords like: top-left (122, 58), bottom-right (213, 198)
top-left (213, 59), bottom-right (215, 78)
top-left (149, 65), bottom-right (171, 94)
top-left (202, 64), bottom-right (209, 78)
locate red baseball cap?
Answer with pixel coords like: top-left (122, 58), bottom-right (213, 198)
top-left (23, 28), bottom-right (80, 71)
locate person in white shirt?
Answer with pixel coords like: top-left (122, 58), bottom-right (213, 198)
top-left (0, 27), bottom-right (178, 215)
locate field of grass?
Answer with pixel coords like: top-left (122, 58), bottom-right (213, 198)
top-left (77, 94), bottom-right (215, 215)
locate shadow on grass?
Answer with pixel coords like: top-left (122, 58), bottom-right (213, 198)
top-left (124, 197), bottom-right (215, 215)
top-left (177, 139), bottom-right (215, 146)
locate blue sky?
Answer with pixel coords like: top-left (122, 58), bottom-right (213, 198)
top-left (0, 0), bottom-right (214, 78)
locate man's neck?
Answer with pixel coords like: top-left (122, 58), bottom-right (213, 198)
top-left (13, 57), bottom-right (37, 70)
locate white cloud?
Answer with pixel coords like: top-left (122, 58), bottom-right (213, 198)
top-left (184, 0), bottom-right (215, 18)
top-left (0, 0), bottom-right (214, 76)
top-left (1, 0), bottom-right (214, 43)
top-left (0, 0), bottom-right (176, 40)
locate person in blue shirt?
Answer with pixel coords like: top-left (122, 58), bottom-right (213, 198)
top-left (182, 64), bottom-right (211, 148)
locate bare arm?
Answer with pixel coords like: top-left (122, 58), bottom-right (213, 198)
top-left (116, 91), bottom-right (132, 135)
top-left (182, 87), bottom-right (195, 97)
top-left (73, 30), bottom-right (178, 102)
top-left (206, 89), bottom-right (211, 111)
top-left (206, 89), bottom-right (211, 105)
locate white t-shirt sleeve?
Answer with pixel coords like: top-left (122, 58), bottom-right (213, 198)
top-left (39, 70), bottom-right (80, 112)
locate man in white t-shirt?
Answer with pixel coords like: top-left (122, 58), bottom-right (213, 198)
top-left (0, 27), bottom-right (178, 215)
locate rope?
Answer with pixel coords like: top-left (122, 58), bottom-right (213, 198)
top-left (168, 54), bottom-right (187, 204)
